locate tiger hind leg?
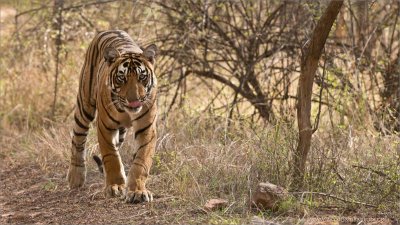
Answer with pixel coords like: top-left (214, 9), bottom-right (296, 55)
top-left (117, 127), bottom-right (127, 148)
top-left (67, 99), bottom-right (95, 188)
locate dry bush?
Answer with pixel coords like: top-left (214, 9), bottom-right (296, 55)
top-left (151, 112), bottom-right (398, 216)
top-left (0, 0), bottom-right (399, 221)
top-left (3, 104), bottom-right (399, 219)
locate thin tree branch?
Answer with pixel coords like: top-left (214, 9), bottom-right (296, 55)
top-left (291, 191), bottom-right (378, 208)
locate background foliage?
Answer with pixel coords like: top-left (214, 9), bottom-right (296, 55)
top-left (0, 0), bottom-right (399, 222)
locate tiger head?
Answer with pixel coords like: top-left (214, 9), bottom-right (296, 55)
top-left (103, 44), bottom-right (157, 114)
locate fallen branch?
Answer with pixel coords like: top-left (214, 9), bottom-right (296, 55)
top-left (352, 164), bottom-right (399, 184)
top-left (291, 191), bottom-right (378, 208)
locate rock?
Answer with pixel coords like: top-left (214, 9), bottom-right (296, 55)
top-left (251, 182), bottom-right (288, 210)
top-left (204, 198), bottom-right (228, 211)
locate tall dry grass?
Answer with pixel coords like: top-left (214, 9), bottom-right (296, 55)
top-left (0, 1), bottom-right (399, 221)
top-left (4, 110), bottom-right (396, 219)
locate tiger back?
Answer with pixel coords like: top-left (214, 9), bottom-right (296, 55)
top-left (67, 30), bottom-right (157, 204)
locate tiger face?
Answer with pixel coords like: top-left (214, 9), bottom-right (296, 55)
top-left (104, 45), bottom-right (157, 114)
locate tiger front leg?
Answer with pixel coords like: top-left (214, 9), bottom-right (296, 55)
top-left (97, 119), bottom-right (127, 197)
top-left (123, 126), bottom-right (156, 204)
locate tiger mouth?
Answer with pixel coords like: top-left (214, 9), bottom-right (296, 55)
top-left (126, 105), bottom-right (142, 112)
top-left (125, 100), bottom-right (143, 112)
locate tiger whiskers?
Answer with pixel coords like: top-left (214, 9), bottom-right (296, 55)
top-left (105, 99), bottom-right (120, 110)
top-left (144, 100), bottom-right (151, 108)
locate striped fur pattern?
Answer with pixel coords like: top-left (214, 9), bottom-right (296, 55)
top-left (67, 30), bottom-right (157, 203)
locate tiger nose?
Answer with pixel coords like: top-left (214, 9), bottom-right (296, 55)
top-left (127, 94), bottom-right (138, 103)
top-left (126, 82), bottom-right (139, 101)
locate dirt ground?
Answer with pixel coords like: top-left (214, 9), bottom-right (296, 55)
top-left (0, 163), bottom-right (172, 224)
top-left (0, 149), bottom-right (397, 225)
top-left (0, 131), bottom-right (397, 225)
top-left (0, 129), bottom-right (208, 225)
top-left (0, 4), bottom-right (398, 225)
top-left (0, 158), bottom-right (214, 224)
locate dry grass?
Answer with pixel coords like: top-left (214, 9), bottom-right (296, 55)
top-left (1, 111), bottom-right (399, 223)
top-left (0, 2), bottom-right (399, 224)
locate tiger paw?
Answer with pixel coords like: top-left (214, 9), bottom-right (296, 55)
top-left (122, 189), bottom-right (153, 204)
top-left (67, 164), bottom-right (86, 189)
top-left (105, 184), bottom-right (126, 197)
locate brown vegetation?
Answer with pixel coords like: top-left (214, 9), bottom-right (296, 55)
top-left (0, 0), bottom-right (399, 224)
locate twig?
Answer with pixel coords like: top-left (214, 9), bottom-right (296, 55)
top-left (166, 69), bottom-right (189, 116)
top-left (62, 0), bottom-right (121, 11)
top-left (291, 191), bottom-right (378, 208)
top-left (202, 85), bottom-right (227, 113)
top-left (228, 75), bottom-right (246, 126)
top-left (78, 11), bottom-right (98, 32)
top-left (352, 164), bottom-right (398, 184)
top-left (14, 0), bottom-right (121, 19)
top-left (63, 105), bottom-right (76, 123)
top-left (15, 5), bottom-right (49, 18)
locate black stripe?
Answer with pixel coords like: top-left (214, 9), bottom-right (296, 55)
top-left (132, 61), bottom-right (141, 67)
top-left (77, 92), bottom-right (86, 121)
top-left (133, 101), bottom-right (155, 122)
top-left (115, 105), bottom-right (125, 113)
top-left (98, 126), bottom-right (117, 150)
top-left (102, 37), bottom-right (116, 51)
top-left (119, 127), bottom-right (127, 135)
top-left (133, 161), bottom-right (148, 173)
top-left (90, 42), bottom-right (99, 108)
top-left (71, 162), bottom-right (85, 167)
top-left (134, 115), bottom-right (156, 139)
top-left (101, 96), bottom-right (120, 125)
top-left (72, 140), bottom-right (85, 152)
top-left (137, 133), bottom-right (155, 151)
top-left (111, 91), bottom-right (125, 113)
top-left (99, 36), bottom-right (118, 52)
top-left (78, 42), bottom-right (93, 93)
top-left (133, 108), bottom-right (149, 122)
top-left (79, 97), bottom-right (95, 121)
top-left (98, 31), bottom-right (114, 55)
top-left (112, 39), bottom-right (126, 47)
top-left (99, 118), bottom-right (117, 131)
top-left (77, 97), bottom-right (94, 122)
top-left (92, 155), bottom-right (103, 174)
top-left (88, 56), bottom-right (96, 99)
top-left (74, 115), bottom-right (89, 130)
top-left (93, 155), bottom-right (102, 165)
top-left (73, 129), bottom-right (87, 137)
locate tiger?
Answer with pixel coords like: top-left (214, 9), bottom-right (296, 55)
top-left (66, 30), bottom-right (158, 204)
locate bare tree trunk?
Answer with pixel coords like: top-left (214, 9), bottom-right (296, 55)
top-left (291, 0), bottom-right (344, 191)
top-left (52, 0), bottom-right (64, 119)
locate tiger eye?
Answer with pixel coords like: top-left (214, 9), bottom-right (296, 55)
top-left (123, 62), bottom-right (129, 67)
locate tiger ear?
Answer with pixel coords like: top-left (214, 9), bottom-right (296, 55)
top-left (104, 47), bottom-right (120, 65)
top-left (143, 44), bottom-right (157, 64)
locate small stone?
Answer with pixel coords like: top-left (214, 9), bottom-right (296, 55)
top-left (251, 182), bottom-right (288, 210)
top-left (204, 198), bottom-right (228, 211)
